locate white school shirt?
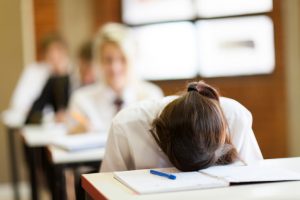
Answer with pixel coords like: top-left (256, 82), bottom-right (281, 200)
top-left (100, 96), bottom-right (263, 172)
top-left (68, 81), bottom-right (163, 132)
top-left (2, 62), bottom-right (51, 126)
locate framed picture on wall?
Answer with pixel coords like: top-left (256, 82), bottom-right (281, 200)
top-left (122, 0), bottom-right (195, 25)
top-left (196, 16), bottom-right (275, 77)
top-left (133, 22), bottom-right (198, 80)
top-left (196, 0), bottom-right (273, 18)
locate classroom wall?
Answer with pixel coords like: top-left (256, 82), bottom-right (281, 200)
top-left (21, 0), bottom-right (35, 66)
top-left (33, 0), bottom-right (58, 60)
top-left (0, 0), bottom-right (24, 183)
top-left (282, 0), bottom-right (300, 157)
top-left (93, 0), bottom-right (122, 29)
top-left (57, 0), bottom-right (94, 59)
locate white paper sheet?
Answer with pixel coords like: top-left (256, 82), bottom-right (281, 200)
top-left (200, 165), bottom-right (300, 183)
top-left (52, 132), bottom-right (108, 151)
top-left (114, 168), bottom-right (228, 194)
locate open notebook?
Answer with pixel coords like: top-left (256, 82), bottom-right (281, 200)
top-left (114, 164), bottom-right (300, 194)
top-left (51, 133), bottom-right (108, 151)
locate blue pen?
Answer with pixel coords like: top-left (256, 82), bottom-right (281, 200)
top-left (150, 169), bottom-right (176, 180)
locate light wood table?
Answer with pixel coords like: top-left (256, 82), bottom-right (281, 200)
top-left (82, 157), bottom-right (300, 200)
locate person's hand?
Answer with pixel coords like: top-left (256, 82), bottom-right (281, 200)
top-left (68, 111), bottom-right (90, 134)
top-left (55, 110), bottom-right (67, 123)
top-left (68, 124), bottom-right (88, 135)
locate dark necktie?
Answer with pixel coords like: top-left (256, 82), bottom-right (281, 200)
top-left (114, 97), bottom-right (124, 113)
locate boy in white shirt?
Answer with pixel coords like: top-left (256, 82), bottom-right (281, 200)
top-left (4, 34), bottom-right (71, 126)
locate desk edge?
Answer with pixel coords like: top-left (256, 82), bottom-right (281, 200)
top-left (82, 174), bottom-right (108, 200)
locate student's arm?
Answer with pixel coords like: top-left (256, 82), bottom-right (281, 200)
top-left (100, 121), bottom-right (133, 172)
top-left (51, 75), bottom-right (70, 112)
top-left (67, 92), bottom-right (90, 134)
top-left (221, 97), bottom-right (263, 164)
top-left (25, 77), bottom-right (52, 124)
top-left (25, 76), bottom-right (70, 124)
top-left (51, 75), bottom-right (70, 123)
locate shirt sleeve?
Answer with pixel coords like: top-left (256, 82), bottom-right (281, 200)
top-left (221, 98), bottom-right (263, 164)
top-left (10, 64), bottom-right (50, 123)
top-left (66, 91), bottom-right (89, 129)
top-left (100, 121), bottom-right (133, 172)
top-left (68, 89), bottom-right (95, 120)
top-left (68, 92), bottom-right (82, 115)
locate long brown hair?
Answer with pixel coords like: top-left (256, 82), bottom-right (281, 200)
top-left (150, 81), bottom-right (238, 171)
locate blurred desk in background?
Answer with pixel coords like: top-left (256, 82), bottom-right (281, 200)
top-left (47, 146), bottom-right (104, 199)
top-left (47, 145), bottom-right (105, 164)
top-left (2, 110), bottom-right (24, 200)
top-left (21, 125), bottom-right (66, 200)
top-left (21, 125), bottom-right (105, 200)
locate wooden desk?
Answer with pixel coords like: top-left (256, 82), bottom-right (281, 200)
top-left (47, 146), bottom-right (105, 164)
top-left (22, 125), bottom-right (66, 147)
top-left (22, 126), bottom-right (105, 200)
top-left (21, 125), bottom-right (66, 200)
top-left (82, 157), bottom-right (300, 200)
top-left (46, 146), bottom-right (104, 199)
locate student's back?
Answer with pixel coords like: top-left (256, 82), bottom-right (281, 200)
top-left (101, 95), bottom-right (263, 172)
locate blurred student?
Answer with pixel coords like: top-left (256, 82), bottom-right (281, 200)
top-left (6, 33), bottom-right (71, 125)
top-left (68, 23), bottom-right (163, 133)
top-left (101, 81), bottom-right (263, 172)
top-left (71, 41), bottom-right (97, 91)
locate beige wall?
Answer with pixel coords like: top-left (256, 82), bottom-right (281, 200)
top-left (57, 0), bottom-right (94, 60)
top-left (282, 0), bottom-right (300, 157)
top-left (21, 0), bottom-right (35, 66)
top-left (0, 0), bottom-right (24, 182)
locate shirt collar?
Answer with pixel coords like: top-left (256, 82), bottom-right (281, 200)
top-left (100, 82), bottom-right (138, 106)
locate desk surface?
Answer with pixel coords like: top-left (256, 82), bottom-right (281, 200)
top-left (82, 157), bottom-right (300, 200)
top-left (21, 125), bottom-right (66, 147)
top-left (22, 125), bottom-right (105, 164)
top-left (2, 109), bottom-right (24, 128)
top-left (47, 145), bottom-right (105, 164)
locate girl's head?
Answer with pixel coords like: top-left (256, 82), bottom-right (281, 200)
top-left (78, 41), bottom-right (96, 86)
top-left (93, 23), bottom-right (136, 93)
top-left (151, 81), bottom-right (238, 171)
top-left (40, 34), bottom-right (69, 75)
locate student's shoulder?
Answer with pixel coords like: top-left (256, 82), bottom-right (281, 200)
top-left (112, 96), bottom-right (177, 126)
top-left (23, 62), bottom-right (50, 74)
top-left (137, 81), bottom-right (164, 97)
top-left (220, 97), bottom-right (252, 120)
top-left (26, 62), bottom-right (47, 68)
top-left (72, 82), bottom-right (104, 99)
